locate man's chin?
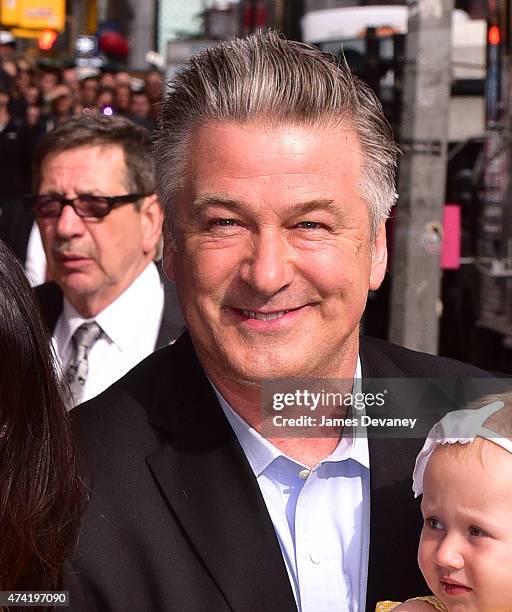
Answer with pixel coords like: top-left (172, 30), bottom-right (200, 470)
top-left (58, 273), bottom-right (97, 294)
top-left (222, 354), bottom-right (317, 385)
top-left (193, 329), bottom-right (357, 386)
top-left (55, 274), bottom-right (105, 307)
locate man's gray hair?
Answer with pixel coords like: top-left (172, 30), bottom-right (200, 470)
top-left (154, 31), bottom-right (399, 238)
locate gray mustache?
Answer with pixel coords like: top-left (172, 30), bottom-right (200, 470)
top-left (52, 241), bottom-right (95, 258)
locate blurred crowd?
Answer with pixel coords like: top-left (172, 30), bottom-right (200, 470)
top-left (0, 36), bottom-right (164, 204)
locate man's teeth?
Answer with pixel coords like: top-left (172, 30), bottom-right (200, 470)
top-left (241, 309), bottom-right (290, 320)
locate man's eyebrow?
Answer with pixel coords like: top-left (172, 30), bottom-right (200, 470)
top-left (191, 195), bottom-right (340, 215)
top-left (191, 195), bottom-right (244, 213)
top-left (38, 189), bottom-right (62, 196)
top-left (39, 189), bottom-right (104, 197)
top-left (288, 199), bottom-right (337, 215)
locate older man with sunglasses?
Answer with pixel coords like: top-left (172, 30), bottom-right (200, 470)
top-left (29, 115), bottom-right (184, 408)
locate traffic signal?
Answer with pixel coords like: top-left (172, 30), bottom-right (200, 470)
top-left (488, 25), bottom-right (501, 46)
top-left (38, 29), bottom-right (58, 51)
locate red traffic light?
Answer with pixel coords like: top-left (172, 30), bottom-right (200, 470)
top-left (38, 29), bottom-right (58, 51)
top-left (488, 25), bottom-right (501, 46)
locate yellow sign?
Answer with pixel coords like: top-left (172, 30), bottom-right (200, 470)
top-left (10, 27), bottom-right (40, 39)
top-left (1, 0), bottom-right (65, 32)
top-left (0, 0), bottom-right (19, 26)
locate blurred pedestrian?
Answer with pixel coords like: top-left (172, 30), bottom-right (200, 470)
top-left (62, 66), bottom-right (79, 96)
top-left (0, 31), bottom-right (16, 61)
top-left (96, 86), bottom-right (115, 114)
top-left (0, 61), bottom-right (27, 120)
top-left (24, 83), bottom-right (43, 107)
top-left (129, 90), bottom-right (156, 131)
top-left (78, 71), bottom-right (99, 111)
top-left (40, 68), bottom-right (60, 98)
top-left (14, 59), bottom-right (31, 98)
top-left (99, 70), bottom-right (116, 89)
top-left (114, 82), bottom-right (131, 116)
top-left (144, 69), bottom-right (163, 120)
top-left (0, 84), bottom-right (31, 202)
top-left (0, 84), bottom-right (41, 283)
top-left (44, 85), bottom-right (76, 127)
top-left (115, 70), bottom-right (131, 86)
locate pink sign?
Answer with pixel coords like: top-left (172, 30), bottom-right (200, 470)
top-left (441, 204), bottom-right (461, 270)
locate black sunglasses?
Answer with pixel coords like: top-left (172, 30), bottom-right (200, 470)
top-left (25, 193), bottom-right (151, 218)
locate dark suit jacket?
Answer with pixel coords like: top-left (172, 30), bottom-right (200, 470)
top-left (34, 263), bottom-right (185, 349)
top-left (66, 333), bottom-right (494, 611)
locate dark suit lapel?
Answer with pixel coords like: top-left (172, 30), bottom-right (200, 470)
top-left (144, 334), bottom-right (297, 612)
top-left (360, 337), bottom-right (427, 609)
top-left (34, 281), bottom-right (64, 333)
top-left (155, 263), bottom-right (186, 349)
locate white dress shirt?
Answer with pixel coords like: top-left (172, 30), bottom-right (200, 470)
top-left (214, 359), bottom-right (370, 612)
top-left (53, 262), bottom-right (164, 408)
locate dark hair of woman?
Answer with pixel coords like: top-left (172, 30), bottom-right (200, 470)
top-left (0, 239), bottom-right (82, 590)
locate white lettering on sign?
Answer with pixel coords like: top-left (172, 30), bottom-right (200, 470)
top-left (25, 8), bottom-right (55, 18)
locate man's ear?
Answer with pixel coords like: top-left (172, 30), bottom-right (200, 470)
top-left (369, 221), bottom-right (388, 291)
top-left (162, 223), bottom-right (176, 282)
top-left (140, 194), bottom-right (163, 256)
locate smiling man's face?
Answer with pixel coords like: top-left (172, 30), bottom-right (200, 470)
top-left (165, 121), bottom-right (387, 385)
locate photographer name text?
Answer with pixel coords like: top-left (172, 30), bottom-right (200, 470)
top-left (272, 415), bottom-right (418, 429)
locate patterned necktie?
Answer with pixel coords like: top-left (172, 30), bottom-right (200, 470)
top-left (64, 321), bottom-right (103, 406)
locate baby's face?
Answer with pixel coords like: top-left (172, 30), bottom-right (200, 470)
top-left (418, 440), bottom-right (512, 611)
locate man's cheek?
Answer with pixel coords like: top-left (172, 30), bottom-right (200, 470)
top-left (194, 253), bottom-right (237, 287)
top-left (37, 225), bottom-right (53, 252)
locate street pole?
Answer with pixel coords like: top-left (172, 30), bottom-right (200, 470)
top-left (126, 0), bottom-right (157, 70)
top-left (280, 0), bottom-right (304, 40)
top-left (389, 0), bottom-right (454, 354)
top-left (477, 0), bottom-right (512, 338)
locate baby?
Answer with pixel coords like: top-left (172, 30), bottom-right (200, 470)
top-left (377, 394), bottom-right (512, 612)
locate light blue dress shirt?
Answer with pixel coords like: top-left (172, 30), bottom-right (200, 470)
top-left (212, 360), bottom-right (370, 612)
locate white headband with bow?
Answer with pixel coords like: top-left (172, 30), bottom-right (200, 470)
top-left (412, 400), bottom-right (512, 497)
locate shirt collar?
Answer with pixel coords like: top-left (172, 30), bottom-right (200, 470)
top-left (213, 356), bottom-right (369, 476)
top-left (58, 263), bottom-right (160, 354)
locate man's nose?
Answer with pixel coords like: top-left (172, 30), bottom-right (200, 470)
top-left (239, 229), bottom-right (294, 297)
top-left (54, 203), bottom-right (86, 239)
top-left (435, 533), bottom-right (465, 570)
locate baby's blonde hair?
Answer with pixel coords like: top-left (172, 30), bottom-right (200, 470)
top-left (482, 393), bottom-right (512, 437)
